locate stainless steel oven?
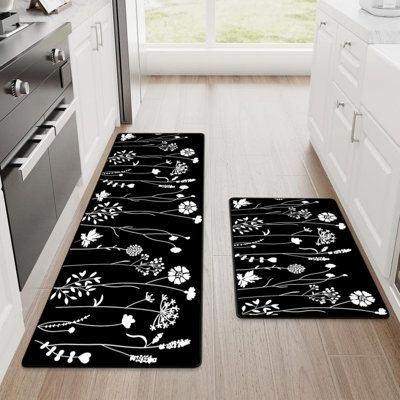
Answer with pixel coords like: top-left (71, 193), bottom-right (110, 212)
top-left (0, 23), bottom-right (81, 289)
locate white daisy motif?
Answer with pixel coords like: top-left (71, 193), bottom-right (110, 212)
top-left (237, 271), bottom-right (262, 288)
top-left (80, 229), bottom-right (103, 248)
top-left (180, 148), bottom-right (195, 157)
top-left (95, 190), bottom-right (110, 202)
top-left (349, 291), bottom-right (376, 307)
top-left (233, 198), bottom-right (252, 209)
top-left (318, 212), bottom-right (337, 222)
top-left (178, 201), bottom-right (198, 215)
top-left (184, 287), bottom-right (196, 301)
top-left (168, 266), bottom-right (191, 285)
top-left (121, 314), bottom-right (135, 329)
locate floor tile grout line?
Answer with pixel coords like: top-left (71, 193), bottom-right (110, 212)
top-left (369, 320), bottom-right (400, 395)
top-left (316, 322), bottom-right (342, 400)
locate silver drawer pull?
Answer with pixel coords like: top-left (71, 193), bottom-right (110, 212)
top-left (351, 111), bottom-right (362, 143)
top-left (43, 98), bottom-right (77, 135)
top-left (96, 22), bottom-right (103, 47)
top-left (11, 128), bottom-right (56, 181)
top-left (320, 21), bottom-right (327, 28)
top-left (336, 101), bottom-right (345, 109)
top-left (343, 41), bottom-right (352, 48)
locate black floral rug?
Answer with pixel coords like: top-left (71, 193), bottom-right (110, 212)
top-left (230, 198), bottom-right (389, 319)
top-left (23, 133), bottom-right (204, 368)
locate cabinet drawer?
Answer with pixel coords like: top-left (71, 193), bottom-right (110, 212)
top-left (326, 83), bottom-right (357, 198)
top-left (362, 45), bottom-right (400, 148)
top-left (334, 26), bottom-right (367, 105)
top-left (349, 107), bottom-right (400, 277)
top-left (315, 9), bottom-right (337, 38)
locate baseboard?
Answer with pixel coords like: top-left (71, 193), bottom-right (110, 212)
top-left (142, 47), bottom-right (313, 76)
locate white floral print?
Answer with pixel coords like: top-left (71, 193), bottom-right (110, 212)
top-left (180, 148), bottom-right (195, 157)
top-left (237, 271), bottom-right (262, 288)
top-left (233, 198), bottom-right (252, 209)
top-left (287, 264), bottom-right (305, 274)
top-left (80, 229), bottom-right (103, 248)
top-left (184, 287), bottom-right (196, 301)
top-left (126, 244), bottom-right (143, 257)
top-left (168, 266), bottom-right (191, 285)
top-left (178, 201), bottom-right (198, 215)
top-left (318, 212), bottom-right (337, 222)
top-left (95, 190), bottom-right (110, 202)
top-left (122, 314), bottom-right (135, 329)
top-left (349, 291), bottom-right (375, 307)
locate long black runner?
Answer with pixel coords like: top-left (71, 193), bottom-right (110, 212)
top-left (230, 198), bottom-right (388, 319)
top-left (23, 133), bottom-right (204, 368)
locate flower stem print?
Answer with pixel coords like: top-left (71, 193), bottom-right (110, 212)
top-left (229, 198), bottom-right (388, 319)
top-left (23, 134), bottom-right (204, 367)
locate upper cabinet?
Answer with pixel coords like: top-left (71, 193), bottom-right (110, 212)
top-left (308, 1), bottom-right (400, 312)
top-left (69, 1), bottom-right (119, 184)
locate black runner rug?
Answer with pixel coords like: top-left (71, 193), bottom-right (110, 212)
top-left (23, 133), bottom-right (204, 368)
top-left (230, 198), bottom-right (388, 319)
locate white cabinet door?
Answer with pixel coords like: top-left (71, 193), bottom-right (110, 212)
top-left (326, 83), bottom-right (356, 199)
top-left (349, 108), bottom-right (400, 277)
top-left (94, 2), bottom-right (119, 138)
top-left (0, 186), bottom-right (24, 383)
top-left (69, 22), bottom-right (102, 178)
top-left (308, 11), bottom-right (338, 154)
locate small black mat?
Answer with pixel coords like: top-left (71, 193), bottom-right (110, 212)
top-left (23, 133), bottom-right (204, 368)
top-left (229, 198), bottom-right (388, 319)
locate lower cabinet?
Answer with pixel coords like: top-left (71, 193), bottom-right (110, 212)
top-left (69, 1), bottom-right (119, 183)
top-left (0, 186), bottom-right (24, 383)
top-left (348, 108), bottom-right (400, 278)
top-left (326, 83), bottom-right (356, 199)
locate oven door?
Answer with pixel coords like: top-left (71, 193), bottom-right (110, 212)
top-left (2, 126), bottom-right (58, 289)
top-left (46, 99), bottom-right (81, 217)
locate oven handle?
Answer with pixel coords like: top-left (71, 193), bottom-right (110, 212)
top-left (42, 98), bottom-right (77, 135)
top-left (10, 127), bottom-right (56, 182)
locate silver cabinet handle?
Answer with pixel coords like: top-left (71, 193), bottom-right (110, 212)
top-left (336, 101), bottom-right (345, 109)
top-left (351, 111), bottom-right (362, 143)
top-left (343, 41), bottom-right (352, 48)
top-left (320, 21), bottom-right (327, 28)
top-left (11, 128), bottom-right (56, 181)
top-left (96, 22), bottom-right (103, 47)
top-left (43, 98), bottom-right (77, 135)
top-left (92, 25), bottom-right (99, 51)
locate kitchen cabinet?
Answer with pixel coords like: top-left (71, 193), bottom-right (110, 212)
top-left (309, 1), bottom-right (400, 318)
top-left (69, 1), bottom-right (119, 183)
top-left (325, 83), bottom-right (356, 199)
top-left (0, 180), bottom-right (24, 382)
top-left (349, 108), bottom-right (400, 278)
top-left (308, 10), bottom-right (338, 154)
top-left (93, 2), bottom-right (120, 136)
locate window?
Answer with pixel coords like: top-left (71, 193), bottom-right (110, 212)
top-left (145, 0), bottom-right (316, 45)
top-left (145, 0), bottom-right (206, 43)
top-left (216, 0), bottom-right (316, 43)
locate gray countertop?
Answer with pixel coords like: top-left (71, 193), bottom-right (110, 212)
top-left (14, 0), bottom-right (111, 29)
top-left (319, 0), bottom-right (400, 43)
top-left (0, 0), bottom-right (111, 68)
